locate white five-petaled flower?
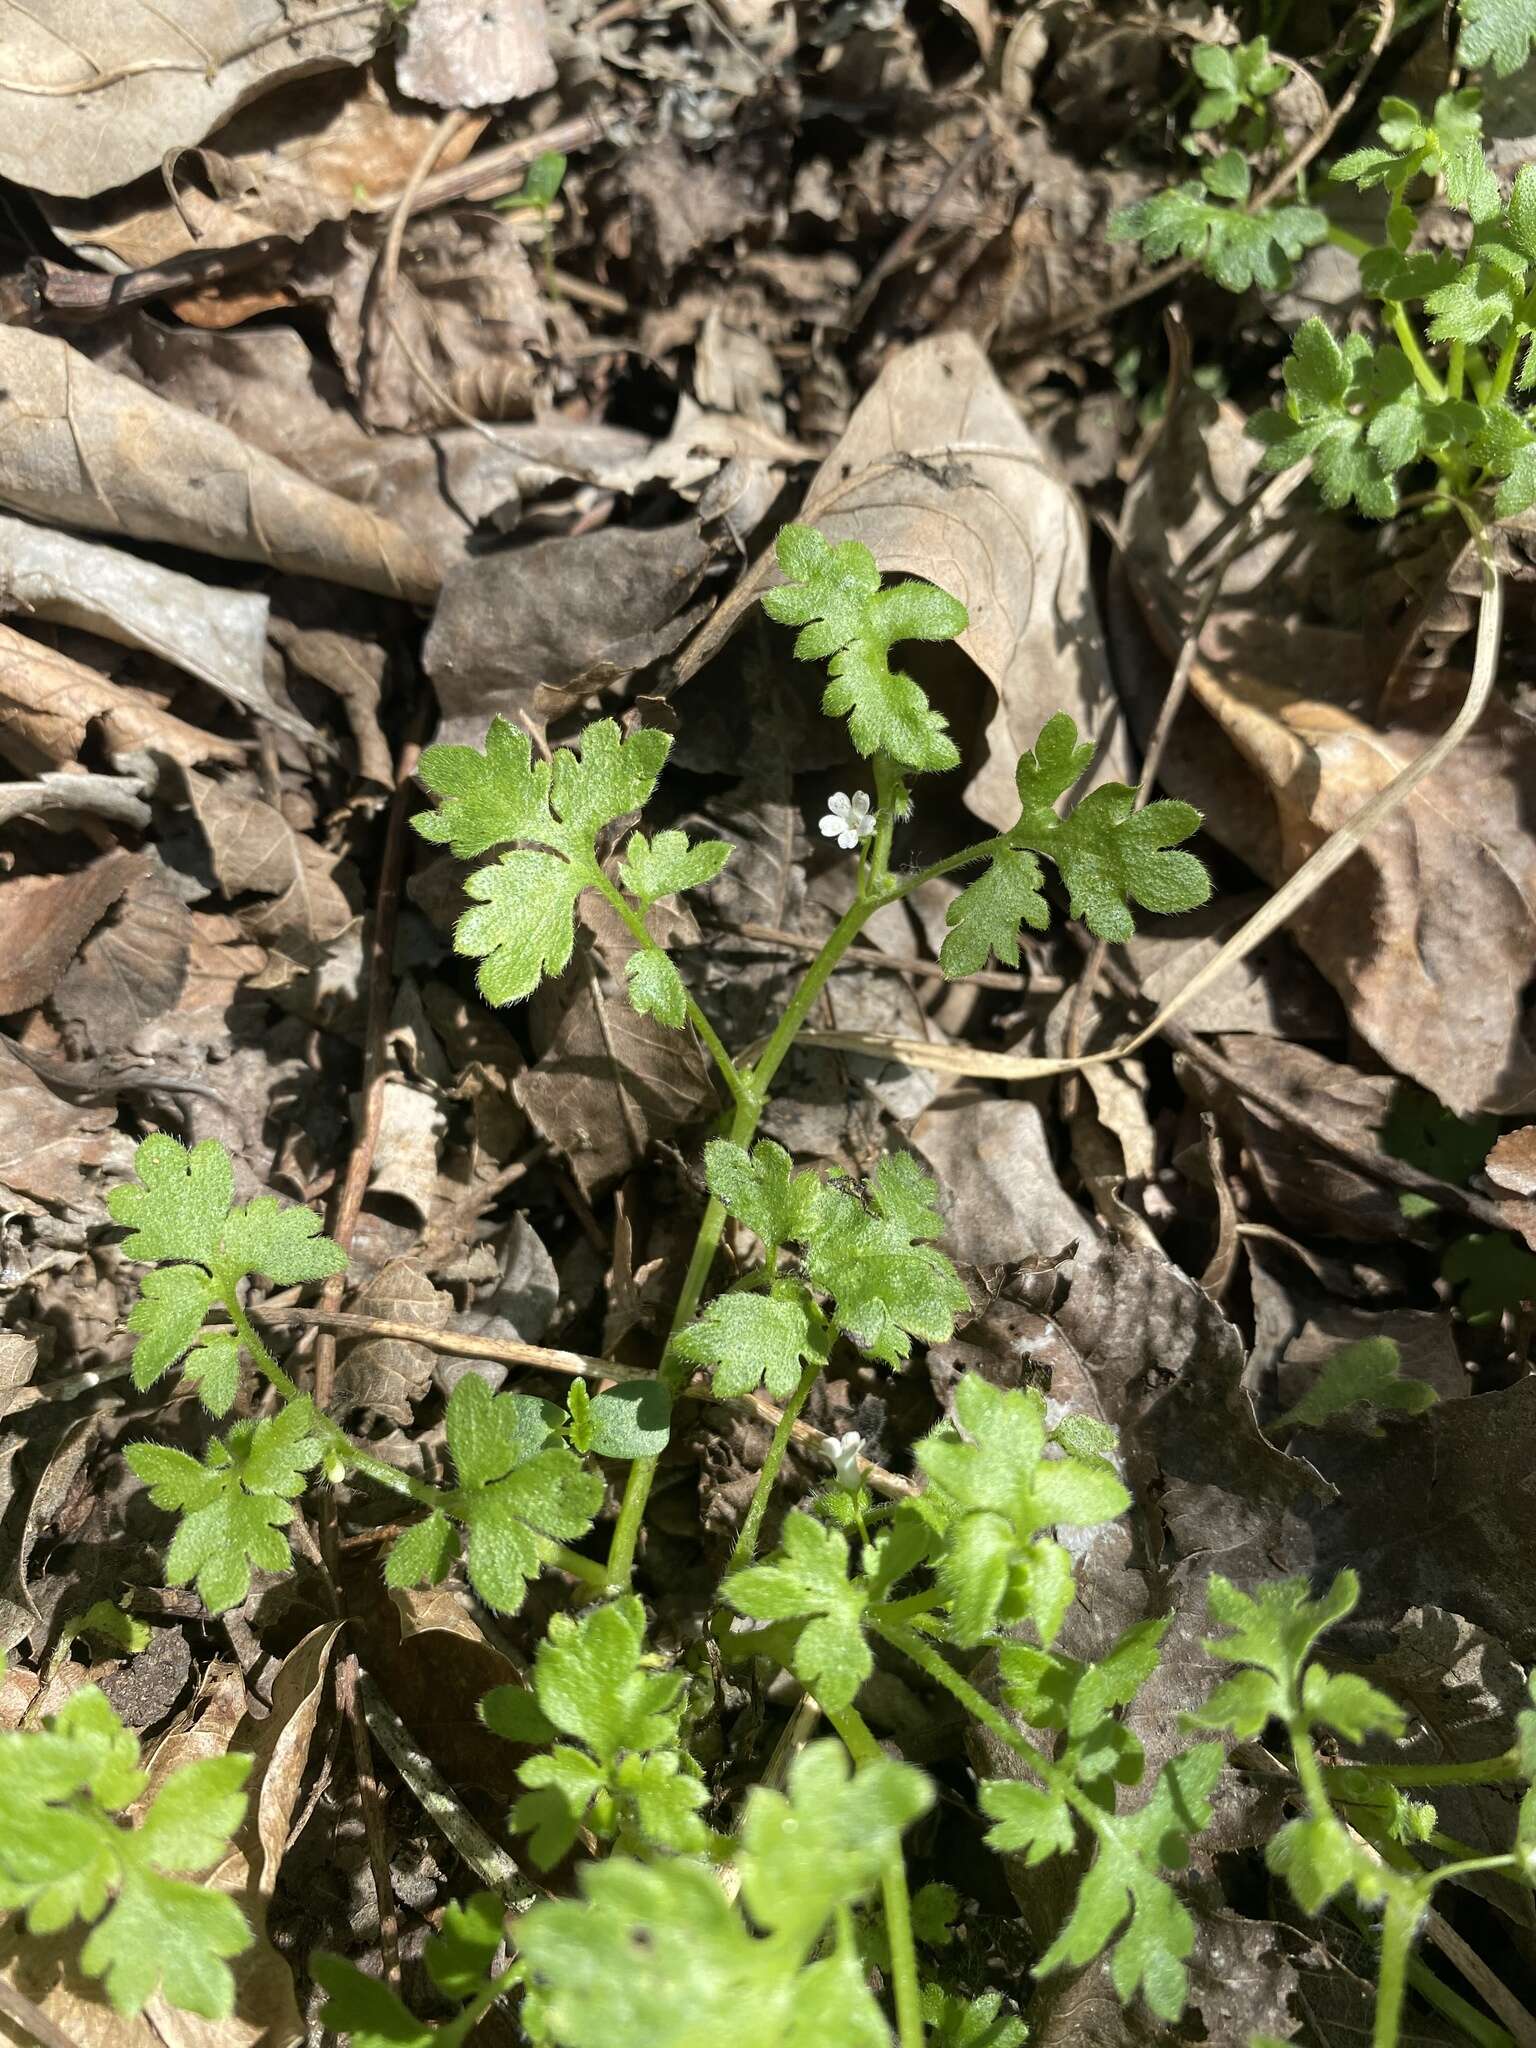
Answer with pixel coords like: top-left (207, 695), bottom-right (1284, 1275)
top-left (819, 789), bottom-right (876, 851)
top-left (824, 1429), bottom-right (864, 1491)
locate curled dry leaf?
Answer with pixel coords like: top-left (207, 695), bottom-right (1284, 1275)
top-left (515, 945), bottom-right (718, 1199)
top-left (0, 624), bottom-right (244, 776)
top-left (675, 331), bottom-right (1130, 823)
top-left (0, 852), bottom-right (147, 1016)
top-left (0, 512), bottom-right (310, 743)
top-left (0, 1039), bottom-right (120, 1216)
top-left (184, 768), bottom-right (354, 961)
top-left (336, 1260), bottom-right (452, 1426)
top-left (0, 328), bottom-right (439, 600)
top-left (0, 0), bottom-right (392, 200)
top-left (38, 63), bottom-right (480, 277)
top-left (396, 0), bottom-right (556, 107)
top-left (0, 772), bottom-right (150, 832)
top-left (52, 854), bottom-right (197, 1056)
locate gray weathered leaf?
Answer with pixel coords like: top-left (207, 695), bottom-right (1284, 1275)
top-left (0, 328), bottom-right (439, 600)
top-left (397, 0), bottom-right (555, 108)
top-left (0, 0), bottom-right (391, 200)
top-left (0, 512), bottom-right (310, 742)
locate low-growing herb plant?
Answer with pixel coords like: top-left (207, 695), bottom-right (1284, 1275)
top-left (1112, 22), bottom-right (1536, 530)
top-left (3, 526), bottom-right (1524, 2045)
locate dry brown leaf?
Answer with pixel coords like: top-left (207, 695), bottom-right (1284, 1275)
top-left (0, 624), bottom-right (244, 777)
top-left (0, 512), bottom-right (309, 743)
top-left (676, 331), bottom-right (1130, 823)
top-left (294, 209), bottom-right (551, 433)
top-left (0, 328), bottom-right (439, 601)
top-left (0, 853), bottom-right (146, 1016)
top-left (1485, 1126), bottom-right (1536, 1197)
top-left (52, 855), bottom-right (195, 1055)
top-left (396, 0), bottom-right (556, 107)
top-left (426, 520), bottom-right (713, 741)
top-left (0, 1414), bottom-right (98, 1653)
top-left (0, 0), bottom-right (391, 200)
top-left (516, 948), bottom-right (719, 1198)
top-left (185, 768), bottom-right (354, 960)
top-left (38, 63), bottom-right (478, 274)
top-left (0, 1040), bottom-right (120, 1216)
top-left (1182, 631), bottom-right (1536, 1116)
top-left (0, 1334), bottom-right (38, 1421)
top-left (227, 1621), bottom-right (342, 1899)
top-left (336, 1258), bottom-right (451, 1424)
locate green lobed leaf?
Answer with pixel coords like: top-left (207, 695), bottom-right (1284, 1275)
top-left (424, 1889), bottom-right (507, 1999)
top-left (703, 1136), bottom-right (827, 1253)
top-left (312, 1954), bottom-right (433, 2047)
top-left (724, 1511), bottom-right (872, 1709)
top-left (1108, 181), bottom-right (1325, 294)
top-left (939, 848), bottom-right (1049, 978)
top-left (625, 947), bottom-right (689, 1028)
top-left (762, 523), bottom-right (966, 772)
top-left (516, 1852), bottom-right (894, 2048)
top-left (807, 1152), bottom-right (971, 1365)
top-left (417, 717), bottom-right (674, 1009)
top-left (672, 1286), bottom-right (819, 1401)
top-left (1271, 1335), bottom-right (1437, 1436)
top-left (920, 1985), bottom-right (1028, 2048)
top-left (618, 828), bottom-right (733, 905)
top-left (0, 1687), bottom-right (251, 2019)
top-left (127, 1398), bottom-right (325, 1613)
top-left (1457, 0), bottom-right (1536, 75)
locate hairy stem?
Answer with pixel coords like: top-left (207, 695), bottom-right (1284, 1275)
top-left (1391, 307), bottom-right (1447, 402)
top-left (225, 1289), bottom-right (301, 1402)
top-left (731, 1355), bottom-right (823, 1569)
top-left (592, 872), bottom-right (753, 1111)
top-left (1326, 1752), bottom-right (1521, 1791)
top-left (824, 1701), bottom-right (926, 2048)
top-left (1490, 328), bottom-right (1522, 404)
top-left (1373, 1888), bottom-right (1422, 2048)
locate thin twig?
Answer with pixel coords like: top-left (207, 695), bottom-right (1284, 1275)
top-left (844, 122), bottom-right (994, 331)
top-left (0, 1976), bottom-right (84, 2048)
top-left (246, 1305), bottom-right (916, 1501)
top-left (307, 724), bottom-right (427, 1989)
top-left (378, 113), bottom-right (610, 218)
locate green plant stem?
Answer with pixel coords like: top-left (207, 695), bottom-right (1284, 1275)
top-left (1490, 329), bottom-right (1522, 403)
top-left (1448, 339), bottom-right (1466, 402)
top-left (546, 1542), bottom-right (609, 1587)
top-left (1336, 1895), bottom-right (1514, 2048)
top-left (1391, 307), bottom-right (1448, 402)
top-left (731, 1355), bottom-right (823, 1569)
top-left (1374, 1888), bottom-right (1422, 2048)
top-left (592, 874), bottom-right (753, 1111)
top-left (1328, 224), bottom-right (1374, 259)
top-left (1327, 1752), bottom-right (1521, 1791)
top-left (225, 1289), bottom-right (301, 1402)
top-left (870, 753), bottom-right (900, 892)
top-left (604, 819), bottom-right (1017, 1592)
top-left (445, 1959), bottom-right (523, 2047)
top-left (824, 1700), bottom-right (925, 2048)
top-left (877, 1591), bottom-right (947, 1627)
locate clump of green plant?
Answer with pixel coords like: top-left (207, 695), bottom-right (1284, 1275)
top-left (1114, 23), bottom-right (1536, 528)
top-left (14, 526), bottom-right (1524, 2045)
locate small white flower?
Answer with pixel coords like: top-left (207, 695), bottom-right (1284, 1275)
top-left (819, 789), bottom-right (876, 851)
top-left (823, 1429), bottom-right (864, 1491)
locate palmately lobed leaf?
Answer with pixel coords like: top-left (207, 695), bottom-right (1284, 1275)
top-left (618, 827), bottom-right (733, 905)
top-left (672, 1286), bottom-right (818, 1400)
top-left (413, 714), bottom-right (556, 858)
top-left (939, 848), bottom-right (1049, 977)
top-left (808, 1153), bottom-right (970, 1365)
top-left (704, 1136), bottom-right (827, 1253)
top-left (107, 1135), bottom-right (234, 1268)
top-left (0, 1687), bottom-right (252, 2019)
top-left (763, 522), bottom-right (966, 773)
top-left (724, 1512), bottom-right (872, 1709)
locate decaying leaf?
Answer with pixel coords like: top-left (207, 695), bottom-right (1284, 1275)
top-left (397, 0), bottom-right (556, 107)
top-left (0, 0), bottom-right (392, 200)
top-left (184, 769), bottom-right (355, 961)
top-left (51, 855), bottom-right (197, 1055)
top-left (0, 328), bottom-right (439, 600)
top-left (38, 63), bottom-right (479, 276)
top-left (335, 1260), bottom-right (452, 1426)
top-left (515, 945), bottom-right (718, 1197)
top-left (0, 624), bottom-right (245, 776)
top-left (425, 520), bottom-right (713, 741)
top-left (0, 512), bottom-right (309, 742)
top-left (0, 1039), bottom-right (121, 1215)
top-left (0, 853), bottom-right (146, 1016)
